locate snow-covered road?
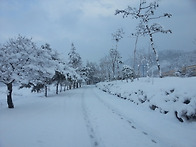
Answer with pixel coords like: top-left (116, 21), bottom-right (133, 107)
top-left (0, 86), bottom-right (195, 147)
top-left (81, 87), bottom-right (159, 147)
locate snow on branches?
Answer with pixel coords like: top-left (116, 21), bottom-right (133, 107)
top-left (115, 0), bottom-right (172, 77)
top-left (0, 35), bottom-right (83, 108)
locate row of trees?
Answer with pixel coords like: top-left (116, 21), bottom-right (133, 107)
top-left (0, 35), bottom-right (127, 109)
top-left (67, 44), bottom-right (135, 83)
top-left (1, 35), bottom-right (124, 108)
top-left (0, 36), bottom-right (83, 108)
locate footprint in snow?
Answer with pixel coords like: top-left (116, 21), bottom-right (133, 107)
top-left (132, 126), bottom-right (136, 129)
top-left (151, 139), bottom-right (157, 143)
top-left (127, 120), bottom-right (132, 124)
top-left (142, 131), bottom-right (148, 135)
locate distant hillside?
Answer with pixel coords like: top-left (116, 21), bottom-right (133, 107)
top-left (159, 50), bottom-right (196, 72)
top-left (124, 49), bottom-right (196, 77)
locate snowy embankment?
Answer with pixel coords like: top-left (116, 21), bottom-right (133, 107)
top-left (96, 77), bottom-right (196, 122)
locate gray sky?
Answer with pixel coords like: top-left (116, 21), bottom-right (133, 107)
top-left (0, 0), bottom-right (196, 63)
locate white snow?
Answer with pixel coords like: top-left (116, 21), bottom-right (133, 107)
top-left (97, 77), bottom-right (196, 122)
top-left (0, 77), bottom-right (196, 147)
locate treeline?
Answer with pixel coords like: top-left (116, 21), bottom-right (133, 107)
top-left (0, 35), bottom-right (137, 109)
top-left (0, 35), bottom-right (84, 108)
top-left (1, 35), bottom-right (132, 109)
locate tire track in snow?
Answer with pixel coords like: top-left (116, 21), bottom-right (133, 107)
top-left (81, 91), bottom-right (104, 147)
top-left (92, 88), bottom-right (159, 145)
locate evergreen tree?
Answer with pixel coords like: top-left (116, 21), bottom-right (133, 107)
top-left (68, 43), bottom-right (82, 69)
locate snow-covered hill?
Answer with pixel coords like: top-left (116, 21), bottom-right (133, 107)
top-left (96, 77), bottom-right (196, 122)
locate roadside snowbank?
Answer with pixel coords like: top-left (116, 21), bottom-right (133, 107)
top-left (96, 77), bottom-right (196, 122)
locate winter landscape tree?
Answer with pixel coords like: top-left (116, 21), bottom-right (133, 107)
top-left (68, 43), bottom-right (82, 69)
top-left (122, 65), bottom-right (135, 82)
top-left (112, 28), bottom-right (124, 51)
top-left (0, 35), bottom-right (42, 108)
top-left (0, 35), bottom-right (40, 108)
top-left (112, 29), bottom-right (124, 79)
top-left (0, 36), bottom-right (84, 107)
top-left (109, 48), bottom-right (123, 80)
top-left (99, 56), bottom-right (112, 81)
top-left (115, 0), bottom-right (172, 77)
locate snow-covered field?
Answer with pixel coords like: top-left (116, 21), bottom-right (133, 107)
top-left (0, 78), bottom-right (196, 147)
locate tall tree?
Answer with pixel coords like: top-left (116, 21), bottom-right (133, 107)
top-left (109, 48), bottom-right (122, 80)
top-left (115, 0), bottom-right (172, 77)
top-left (68, 43), bottom-right (82, 69)
top-left (112, 28), bottom-right (124, 78)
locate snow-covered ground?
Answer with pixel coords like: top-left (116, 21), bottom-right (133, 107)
top-left (0, 79), bottom-right (196, 147)
top-left (97, 77), bottom-right (196, 122)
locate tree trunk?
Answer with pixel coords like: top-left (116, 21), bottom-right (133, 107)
top-left (133, 35), bottom-right (139, 71)
top-left (60, 84), bottom-right (62, 92)
top-left (73, 82), bottom-right (75, 89)
top-left (7, 82), bottom-right (14, 108)
top-left (112, 63), bottom-right (115, 80)
top-left (56, 83), bottom-right (59, 94)
top-left (149, 33), bottom-right (162, 78)
top-left (146, 24), bottom-right (162, 78)
top-left (44, 85), bottom-right (48, 97)
top-left (76, 82), bottom-right (79, 88)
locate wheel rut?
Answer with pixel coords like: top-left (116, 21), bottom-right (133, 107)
top-left (82, 91), bottom-right (104, 147)
top-left (93, 88), bottom-right (159, 145)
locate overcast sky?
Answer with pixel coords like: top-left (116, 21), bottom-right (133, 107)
top-left (0, 0), bottom-right (196, 63)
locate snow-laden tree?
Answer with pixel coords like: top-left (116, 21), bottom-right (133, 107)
top-left (24, 43), bottom-right (60, 97)
top-left (79, 66), bottom-right (90, 84)
top-left (37, 43), bottom-right (61, 96)
top-left (68, 43), bottom-right (82, 69)
top-left (0, 36), bottom-right (62, 107)
top-left (31, 43), bottom-right (83, 96)
top-left (122, 65), bottom-right (135, 82)
top-left (58, 60), bottom-right (83, 90)
top-left (66, 66), bottom-right (83, 89)
top-left (0, 35), bottom-right (42, 108)
top-left (115, 0), bottom-right (172, 77)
